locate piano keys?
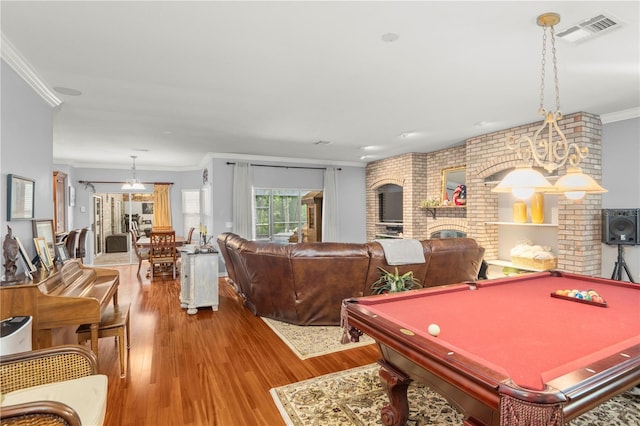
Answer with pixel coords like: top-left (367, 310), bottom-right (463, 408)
top-left (0, 260), bottom-right (119, 357)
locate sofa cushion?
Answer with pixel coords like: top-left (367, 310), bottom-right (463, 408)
top-left (1, 374), bottom-right (108, 426)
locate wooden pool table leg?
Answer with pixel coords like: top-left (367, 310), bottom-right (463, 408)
top-left (378, 360), bottom-right (412, 426)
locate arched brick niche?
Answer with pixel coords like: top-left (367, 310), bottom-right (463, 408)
top-left (365, 112), bottom-right (604, 276)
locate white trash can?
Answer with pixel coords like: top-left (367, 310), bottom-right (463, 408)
top-left (0, 316), bottom-right (33, 355)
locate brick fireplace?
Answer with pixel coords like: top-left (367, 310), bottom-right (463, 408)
top-left (365, 112), bottom-right (603, 276)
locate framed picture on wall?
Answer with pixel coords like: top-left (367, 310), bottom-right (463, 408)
top-left (7, 174), bottom-right (35, 221)
top-left (142, 202), bottom-right (154, 214)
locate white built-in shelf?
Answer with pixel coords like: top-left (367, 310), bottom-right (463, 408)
top-left (375, 234), bottom-right (403, 239)
top-left (377, 222), bottom-right (404, 227)
top-left (485, 222), bottom-right (558, 227)
top-left (485, 259), bottom-right (549, 272)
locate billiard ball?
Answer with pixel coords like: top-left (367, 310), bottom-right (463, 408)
top-left (428, 324), bottom-right (440, 337)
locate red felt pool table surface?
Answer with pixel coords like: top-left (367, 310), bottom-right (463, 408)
top-left (345, 271), bottom-right (640, 425)
top-left (357, 272), bottom-right (640, 390)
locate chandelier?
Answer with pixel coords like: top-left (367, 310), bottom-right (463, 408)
top-left (492, 12), bottom-right (607, 200)
top-left (121, 155), bottom-right (145, 190)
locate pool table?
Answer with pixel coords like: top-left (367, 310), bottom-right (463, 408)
top-left (343, 271), bottom-right (640, 426)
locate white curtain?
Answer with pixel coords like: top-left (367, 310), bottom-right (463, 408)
top-left (322, 167), bottom-right (339, 242)
top-left (232, 162), bottom-right (253, 239)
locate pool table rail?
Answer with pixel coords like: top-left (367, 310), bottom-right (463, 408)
top-left (344, 287), bottom-right (640, 426)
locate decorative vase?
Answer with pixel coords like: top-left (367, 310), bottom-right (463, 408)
top-left (513, 201), bottom-right (527, 223)
top-left (531, 193), bottom-right (544, 224)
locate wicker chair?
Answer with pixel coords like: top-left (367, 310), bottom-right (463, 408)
top-left (0, 345), bottom-right (107, 426)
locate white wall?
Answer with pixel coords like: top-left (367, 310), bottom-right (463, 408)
top-left (601, 117), bottom-right (640, 282)
top-left (1, 60), bottom-right (54, 273)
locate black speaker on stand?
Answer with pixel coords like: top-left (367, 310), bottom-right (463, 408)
top-left (602, 209), bottom-right (638, 283)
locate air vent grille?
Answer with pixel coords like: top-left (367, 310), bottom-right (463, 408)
top-left (557, 14), bottom-right (621, 44)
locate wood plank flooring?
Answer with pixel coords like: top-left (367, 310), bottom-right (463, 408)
top-left (92, 265), bottom-right (379, 425)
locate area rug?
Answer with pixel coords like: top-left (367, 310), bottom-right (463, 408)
top-left (270, 363), bottom-right (640, 426)
top-left (261, 317), bottom-right (374, 360)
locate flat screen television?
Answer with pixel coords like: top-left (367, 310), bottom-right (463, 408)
top-left (378, 184), bottom-right (403, 223)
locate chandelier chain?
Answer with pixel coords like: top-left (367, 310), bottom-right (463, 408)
top-left (539, 27), bottom-right (547, 110)
top-left (539, 25), bottom-right (561, 113)
top-left (551, 25), bottom-right (560, 112)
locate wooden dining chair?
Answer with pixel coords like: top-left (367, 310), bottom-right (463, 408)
top-left (75, 227), bottom-right (89, 263)
top-left (149, 231), bottom-right (177, 279)
top-left (65, 229), bottom-right (78, 263)
top-left (186, 227), bottom-right (196, 244)
top-left (130, 230), bottom-right (149, 277)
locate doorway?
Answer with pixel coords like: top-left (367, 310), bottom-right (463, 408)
top-left (93, 195), bottom-right (104, 257)
top-left (93, 192), bottom-right (154, 266)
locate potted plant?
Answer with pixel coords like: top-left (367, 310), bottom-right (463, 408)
top-left (371, 266), bottom-right (421, 294)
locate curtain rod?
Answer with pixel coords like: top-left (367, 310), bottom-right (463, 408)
top-left (78, 180), bottom-right (173, 191)
top-left (78, 180), bottom-right (173, 185)
top-left (226, 162), bottom-right (341, 171)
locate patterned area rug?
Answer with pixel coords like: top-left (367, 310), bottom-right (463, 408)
top-left (261, 317), bottom-right (374, 359)
top-left (270, 363), bottom-right (640, 426)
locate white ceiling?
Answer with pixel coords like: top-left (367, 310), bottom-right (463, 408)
top-left (1, 1), bottom-right (638, 171)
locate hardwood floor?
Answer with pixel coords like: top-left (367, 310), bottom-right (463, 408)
top-left (93, 265), bottom-right (379, 425)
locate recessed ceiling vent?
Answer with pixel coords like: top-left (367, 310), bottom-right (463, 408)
top-left (557, 14), bottom-right (621, 44)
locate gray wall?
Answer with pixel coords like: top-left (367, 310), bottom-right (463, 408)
top-left (1, 60), bottom-right (54, 273)
top-left (601, 117), bottom-right (640, 281)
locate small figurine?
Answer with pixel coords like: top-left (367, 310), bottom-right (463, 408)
top-left (3, 226), bottom-right (20, 279)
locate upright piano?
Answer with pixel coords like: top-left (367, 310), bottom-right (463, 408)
top-left (0, 260), bottom-right (119, 356)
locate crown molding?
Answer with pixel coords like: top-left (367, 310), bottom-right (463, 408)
top-left (600, 107), bottom-right (640, 124)
top-left (1, 32), bottom-right (62, 108)
top-left (202, 152), bottom-right (366, 168)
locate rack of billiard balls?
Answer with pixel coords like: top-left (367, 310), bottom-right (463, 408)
top-left (551, 289), bottom-right (607, 307)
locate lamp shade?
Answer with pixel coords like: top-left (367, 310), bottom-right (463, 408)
top-left (491, 165), bottom-right (554, 200)
top-left (122, 180), bottom-right (145, 190)
top-left (552, 166), bottom-right (607, 199)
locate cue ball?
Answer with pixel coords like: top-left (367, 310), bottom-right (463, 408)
top-left (428, 324), bottom-right (440, 337)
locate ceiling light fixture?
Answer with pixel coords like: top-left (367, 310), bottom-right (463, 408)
top-left (492, 12), bottom-right (606, 200)
top-left (121, 155), bottom-right (145, 190)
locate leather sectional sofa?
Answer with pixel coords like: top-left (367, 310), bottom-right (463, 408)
top-left (217, 232), bottom-right (485, 326)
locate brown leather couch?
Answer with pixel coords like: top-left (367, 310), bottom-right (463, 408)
top-left (217, 232), bottom-right (485, 326)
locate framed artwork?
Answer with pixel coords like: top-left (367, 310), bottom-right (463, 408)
top-left (142, 202), bottom-right (154, 214)
top-left (32, 219), bottom-right (56, 255)
top-left (7, 174), bottom-right (35, 221)
top-left (15, 237), bottom-right (36, 277)
top-left (34, 237), bottom-right (53, 270)
top-left (55, 242), bottom-right (70, 264)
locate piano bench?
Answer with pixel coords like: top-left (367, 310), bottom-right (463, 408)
top-left (77, 303), bottom-right (131, 378)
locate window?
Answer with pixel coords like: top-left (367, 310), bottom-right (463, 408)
top-left (182, 189), bottom-right (200, 238)
top-left (255, 189), bottom-right (316, 242)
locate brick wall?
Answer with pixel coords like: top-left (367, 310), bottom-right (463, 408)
top-left (365, 112), bottom-right (603, 275)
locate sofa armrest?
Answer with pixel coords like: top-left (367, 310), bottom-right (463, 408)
top-left (0, 345), bottom-right (97, 394)
top-left (0, 400), bottom-right (82, 426)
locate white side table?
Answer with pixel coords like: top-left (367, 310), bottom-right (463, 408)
top-left (179, 250), bottom-right (219, 314)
